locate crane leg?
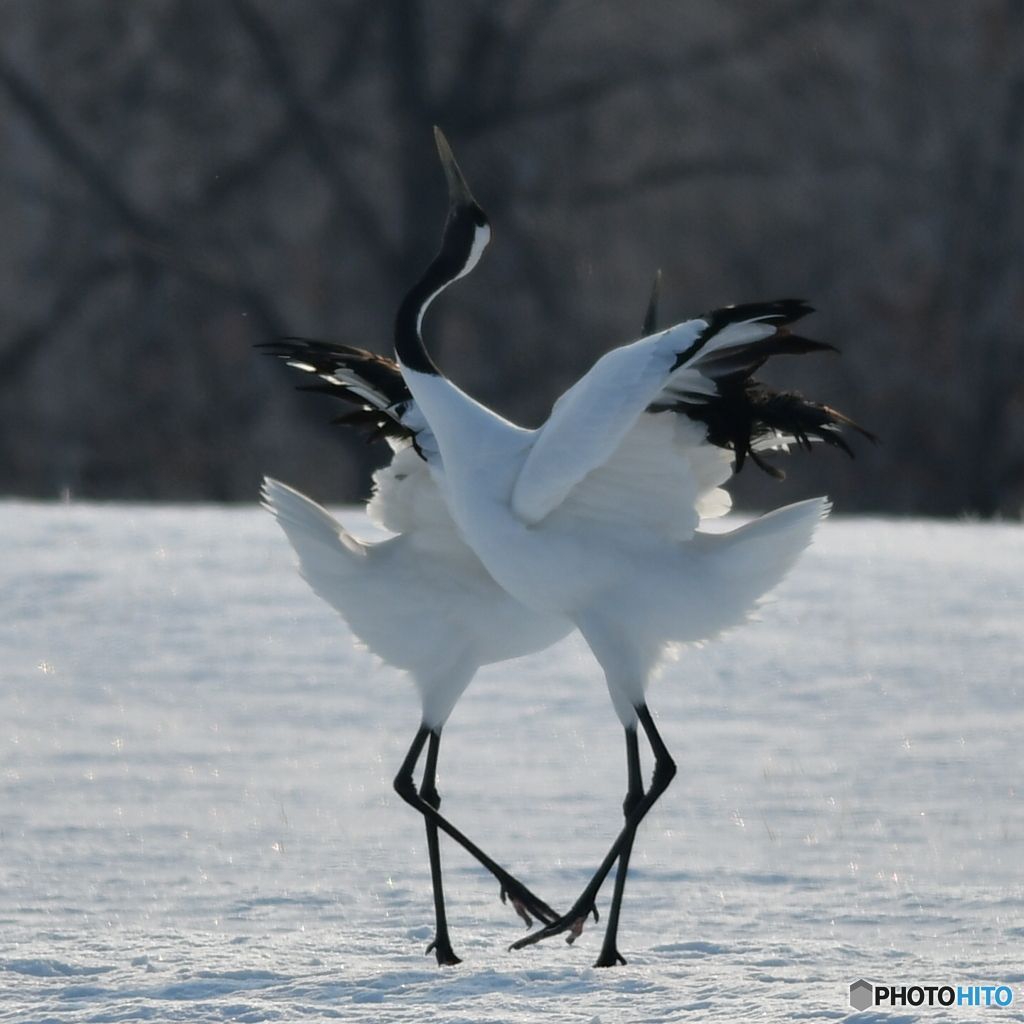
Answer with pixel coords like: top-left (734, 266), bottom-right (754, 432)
top-left (510, 703), bottom-right (676, 956)
top-left (394, 724), bottom-right (560, 963)
top-left (593, 725), bottom-right (645, 967)
top-left (417, 729), bottom-right (461, 964)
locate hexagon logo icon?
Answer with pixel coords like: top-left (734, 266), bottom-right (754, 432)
top-left (850, 979), bottom-right (873, 1011)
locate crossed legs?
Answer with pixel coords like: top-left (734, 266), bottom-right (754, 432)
top-left (393, 724), bottom-right (560, 964)
top-left (510, 703), bottom-right (676, 965)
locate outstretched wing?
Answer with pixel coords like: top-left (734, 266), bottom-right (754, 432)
top-left (648, 300), bottom-right (876, 478)
top-left (259, 338), bottom-right (432, 451)
top-left (511, 301), bottom-right (874, 525)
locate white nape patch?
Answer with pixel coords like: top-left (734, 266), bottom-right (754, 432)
top-left (416, 223), bottom-right (492, 333)
top-left (454, 221), bottom-right (491, 283)
top-left (416, 287), bottom-right (446, 335)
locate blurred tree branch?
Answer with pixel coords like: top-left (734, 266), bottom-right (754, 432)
top-left (0, 50), bottom-right (166, 242)
top-left (0, 44), bottom-right (287, 341)
top-left (0, 257), bottom-right (124, 380)
top-left (0, 0), bottom-right (1021, 512)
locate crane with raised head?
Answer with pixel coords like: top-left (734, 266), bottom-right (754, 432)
top-left (388, 128), bottom-right (874, 966)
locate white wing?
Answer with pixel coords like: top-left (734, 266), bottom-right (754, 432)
top-left (510, 323), bottom-right (699, 525)
top-left (539, 412), bottom-right (732, 540)
top-left (262, 476), bottom-right (572, 722)
top-left (511, 301), bottom-right (833, 528)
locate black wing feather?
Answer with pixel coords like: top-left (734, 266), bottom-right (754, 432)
top-left (259, 338), bottom-right (416, 444)
top-left (653, 301), bottom-right (877, 477)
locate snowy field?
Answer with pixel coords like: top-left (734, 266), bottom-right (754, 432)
top-left (1, 500), bottom-right (1023, 1023)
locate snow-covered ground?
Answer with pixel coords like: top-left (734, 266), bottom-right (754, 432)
top-left (1, 500), bottom-right (1022, 1022)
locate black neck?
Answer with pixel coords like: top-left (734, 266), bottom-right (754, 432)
top-left (394, 260), bottom-right (447, 376)
top-left (394, 206), bottom-right (486, 376)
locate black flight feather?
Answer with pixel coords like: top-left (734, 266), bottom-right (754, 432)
top-left (652, 301), bottom-right (877, 476)
top-left (259, 338), bottom-right (415, 445)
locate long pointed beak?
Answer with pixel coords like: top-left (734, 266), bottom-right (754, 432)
top-left (434, 127), bottom-right (477, 208)
top-left (643, 269), bottom-right (662, 337)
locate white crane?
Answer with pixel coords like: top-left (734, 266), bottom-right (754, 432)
top-left (385, 129), bottom-right (875, 966)
top-left (261, 429), bottom-right (570, 962)
top-left (261, 273), bottom-right (667, 963)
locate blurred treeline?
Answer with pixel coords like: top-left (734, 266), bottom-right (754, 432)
top-left (1, 0), bottom-right (1022, 515)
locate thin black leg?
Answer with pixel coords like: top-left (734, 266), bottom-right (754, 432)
top-left (395, 726), bottom-right (458, 964)
top-left (419, 730), bottom-right (461, 965)
top-left (510, 703), bottom-right (676, 953)
top-left (593, 726), bottom-right (645, 967)
top-left (393, 724), bottom-right (560, 957)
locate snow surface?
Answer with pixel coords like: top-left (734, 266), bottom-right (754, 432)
top-left (1, 500), bottom-right (1023, 1023)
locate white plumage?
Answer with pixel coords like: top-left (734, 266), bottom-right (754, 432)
top-left (262, 443), bottom-right (570, 964)
top-left (263, 461), bottom-right (570, 730)
top-left (260, 273), bottom-right (675, 965)
top-left (387, 129), bottom-right (872, 965)
top-left (400, 330), bottom-right (829, 719)
top-left (263, 128), bottom-right (873, 968)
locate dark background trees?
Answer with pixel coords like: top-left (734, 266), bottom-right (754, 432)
top-left (1, 0), bottom-right (1022, 515)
